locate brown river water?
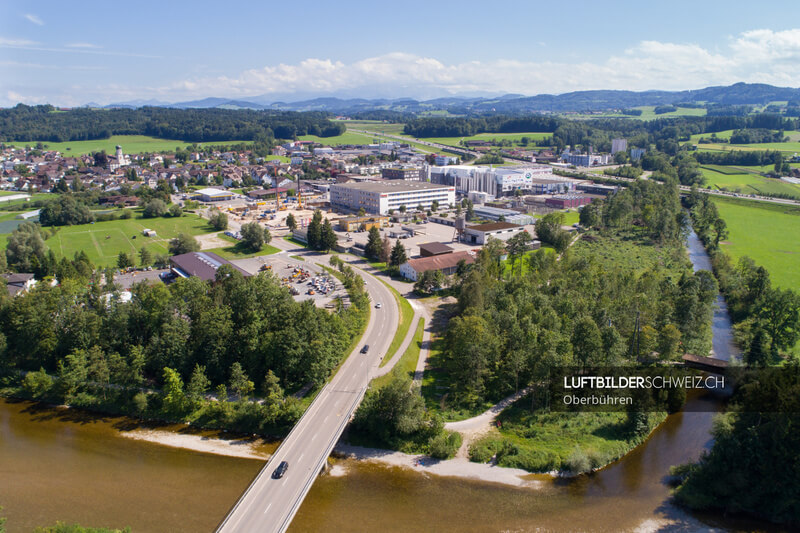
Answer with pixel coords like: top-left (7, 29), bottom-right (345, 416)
top-left (0, 231), bottom-right (781, 532)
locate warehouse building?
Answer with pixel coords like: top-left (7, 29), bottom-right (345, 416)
top-left (429, 165), bottom-right (565, 196)
top-left (472, 205), bottom-right (536, 225)
top-left (544, 195), bottom-right (593, 209)
top-left (463, 222), bottom-right (527, 245)
top-left (170, 252), bottom-right (250, 282)
top-left (329, 181), bottom-right (455, 215)
top-left (399, 250), bottom-right (476, 281)
top-left (193, 187), bottom-right (234, 202)
top-left (337, 215), bottom-right (389, 232)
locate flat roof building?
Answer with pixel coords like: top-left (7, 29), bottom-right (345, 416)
top-left (430, 165), bottom-right (564, 196)
top-left (419, 242), bottom-right (454, 257)
top-left (329, 181), bottom-right (455, 215)
top-left (381, 166), bottom-right (423, 181)
top-left (194, 187), bottom-right (234, 202)
top-left (463, 222), bottom-right (526, 245)
top-left (170, 252), bottom-right (250, 282)
top-left (472, 205), bottom-right (536, 226)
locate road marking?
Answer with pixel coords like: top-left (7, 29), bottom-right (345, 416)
top-left (311, 432), bottom-right (317, 441)
top-left (263, 503), bottom-right (272, 514)
top-left (298, 453), bottom-right (304, 462)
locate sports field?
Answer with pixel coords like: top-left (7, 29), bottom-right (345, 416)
top-left (42, 211), bottom-right (215, 266)
top-left (5, 135), bottom-right (254, 155)
top-left (714, 196), bottom-right (800, 291)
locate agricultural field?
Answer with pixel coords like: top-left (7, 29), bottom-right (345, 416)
top-left (713, 196), bottom-right (800, 291)
top-left (341, 121), bottom-right (407, 135)
top-left (36, 210), bottom-right (215, 267)
top-left (690, 130), bottom-right (800, 153)
top-left (420, 132), bottom-right (551, 149)
top-left (565, 106), bottom-right (706, 120)
top-left (5, 135), bottom-right (253, 155)
top-left (298, 131), bottom-right (379, 146)
top-left (700, 165), bottom-right (800, 199)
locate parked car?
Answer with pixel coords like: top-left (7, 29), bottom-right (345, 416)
top-left (360, 345), bottom-right (369, 354)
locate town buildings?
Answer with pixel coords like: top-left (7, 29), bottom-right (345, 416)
top-left (329, 181), bottom-right (455, 215)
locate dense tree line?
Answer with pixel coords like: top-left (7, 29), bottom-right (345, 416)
top-left (403, 116), bottom-right (560, 138)
top-left (693, 149), bottom-right (785, 167)
top-left (0, 266), bottom-right (363, 399)
top-left (0, 104), bottom-right (344, 143)
top-left (729, 128), bottom-right (787, 144)
top-left (672, 365), bottom-right (800, 526)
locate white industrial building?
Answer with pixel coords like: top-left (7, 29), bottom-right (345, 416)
top-left (329, 181), bottom-right (455, 215)
top-left (462, 222), bottom-right (527, 245)
top-left (611, 138), bottom-right (628, 154)
top-left (429, 165), bottom-right (558, 196)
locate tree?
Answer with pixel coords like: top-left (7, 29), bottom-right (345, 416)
top-left (431, 200), bottom-right (439, 212)
top-left (465, 200), bottom-right (475, 221)
top-left (116, 252), bottom-right (134, 269)
top-left (161, 367), bottom-right (188, 416)
top-left (285, 212), bottom-right (297, 232)
top-left (168, 233), bottom-right (200, 255)
top-left (168, 204), bottom-right (182, 217)
top-left (414, 269), bottom-right (446, 294)
top-left (139, 246), bottom-right (153, 267)
top-left (658, 324), bottom-right (682, 360)
top-left (209, 211), bottom-right (228, 231)
top-left (241, 222), bottom-right (269, 251)
top-left (39, 196), bottom-right (94, 226)
top-left (365, 226), bottom-right (382, 260)
top-left (357, 207), bottom-right (366, 216)
top-left (505, 231), bottom-right (533, 276)
top-left (143, 199), bottom-right (168, 218)
top-left (399, 204), bottom-right (407, 213)
top-left (314, 218), bottom-right (336, 251)
top-left (389, 239), bottom-right (407, 270)
top-left (229, 362), bottom-right (254, 400)
top-left (6, 222), bottom-right (47, 273)
top-left (380, 236), bottom-right (392, 263)
top-left (307, 210), bottom-right (323, 249)
top-left (186, 364), bottom-right (211, 405)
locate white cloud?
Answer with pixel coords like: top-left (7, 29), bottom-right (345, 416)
top-left (161, 29), bottom-right (800, 101)
top-left (24, 14), bottom-right (44, 26)
top-left (65, 42), bottom-right (101, 49)
top-left (0, 37), bottom-right (38, 46)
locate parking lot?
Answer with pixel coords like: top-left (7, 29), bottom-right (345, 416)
top-left (231, 254), bottom-right (347, 309)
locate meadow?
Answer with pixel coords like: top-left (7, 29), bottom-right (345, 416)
top-left (713, 196), bottom-right (800, 291)
top-left (40, 210), bottom-right (215, 266)
top-left (700, 165), bottom-right (800, 198)
top-left (420, 132), bottom-right (551, 148)
top-left (5, 135), bottom-right (253, 155)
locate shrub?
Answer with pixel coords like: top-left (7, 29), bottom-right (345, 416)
top-left (22, 368), bottom-right (53, 398)
top-left (428, 431), bottom-right (462, 459)
top-left (564, 446), bottom-right (592, 473)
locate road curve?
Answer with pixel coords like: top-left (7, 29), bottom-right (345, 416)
top-left (216, 239), bottom-right (398, 533)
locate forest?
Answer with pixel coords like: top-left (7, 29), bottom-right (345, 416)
top-left (0, 263), bottom-right (370, 433)
top-left (0, 104), bottom-right (345, 143)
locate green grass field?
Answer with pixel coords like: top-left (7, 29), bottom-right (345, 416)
top-left (714, 197), bottom-right (800, 291)
top-left (420, 132), bottom-right (551, 149)
top-left (40, 211), bottom-right (215, 266)
top-left (372, 318), bottom-right (425, 389)
top-left (6, 135), bottom-right (253, 155)
top-left (341, 121), bottom-right (407, 135)
top-left (298, 131), bottom-right (378, 146)
top-left (700, 166), bottom-right (800, 198)
top-left (203, 234), bottom-right (279, 260)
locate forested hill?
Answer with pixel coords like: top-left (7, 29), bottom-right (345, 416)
top-left (0, 105), bottom-right (345, 143)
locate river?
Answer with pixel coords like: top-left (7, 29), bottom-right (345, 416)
top-left (1, 229), bottom-right (766, 532)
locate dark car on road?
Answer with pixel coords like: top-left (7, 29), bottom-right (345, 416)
top-left (272, 461), bottom-right (289, 479)
top-left (360, 345), bottom-right (369, 354)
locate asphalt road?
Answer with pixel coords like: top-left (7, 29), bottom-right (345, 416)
top-left (217, 240), bottom-right (397, 533)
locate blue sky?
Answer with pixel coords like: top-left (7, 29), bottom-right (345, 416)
top-left (3, 0), bottom-right (800, 106)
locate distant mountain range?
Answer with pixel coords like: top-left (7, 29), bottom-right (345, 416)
top-left (100, 83), bottom-right (800, 114)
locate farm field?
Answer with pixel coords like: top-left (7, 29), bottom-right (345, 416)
top-left (713, 196), bottom-right (800, 291)
top-left (298, 131), bottom-right (379, 146)
top-left (420, 132), bottom-right (551, 148)
top-left (40, 211), bottom-right (215, 266)
top-left (5, 135), bottom-right (253, 155)
top-left (700, 165), bottom-right (800, 198)
top-left (341, 121), bottom-right (407, 135)
top-left (565, 106), bottom-right (706, 120)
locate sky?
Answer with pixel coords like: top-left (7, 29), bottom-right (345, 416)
top-left (3, 0), bottom-right (800, 106)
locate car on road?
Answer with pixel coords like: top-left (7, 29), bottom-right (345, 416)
top-left (360, 345), bottom-right (369, 354)
top-left (272, 461), bottom-right (289, 479)
top-left (375, 302), bottom-right (382, 309)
